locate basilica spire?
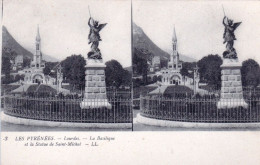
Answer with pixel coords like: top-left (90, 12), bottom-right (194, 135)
top-left (36, 24), bottom-right (41, 41)
top-left (172, 25), bottom-right (177, 42)
top-left (168, 25), bottom-right (179, 70)
top-left (35, 25), bottom-right (41, 52)
top-left (172, 25), bottom-right (178, 54)
top-left (32, 24), bottom-right (43, 69)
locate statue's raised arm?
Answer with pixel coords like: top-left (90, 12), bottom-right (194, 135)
top-left (223, 16), bottom-right (227, 26)
top-left (88, 17), bottom-right (92, 27)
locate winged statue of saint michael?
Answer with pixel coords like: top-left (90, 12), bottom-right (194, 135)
top-left (222, 16), bottom-right (242, 59)
top-left (87, 17), bottom-right (107, 60)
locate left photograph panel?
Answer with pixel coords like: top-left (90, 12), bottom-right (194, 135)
top-left (1, 0), bottom-right (132, 131)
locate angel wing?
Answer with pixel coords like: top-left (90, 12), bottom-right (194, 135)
top-left (97, 23), bottom-right (107, 32)
top-left (232, 22), bottom-right (242, 31)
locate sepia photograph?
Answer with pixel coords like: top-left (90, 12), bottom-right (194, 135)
top-left (132, 1), bottom-right (260, 131)
top-left (1, 0), bottom-right (132, 131)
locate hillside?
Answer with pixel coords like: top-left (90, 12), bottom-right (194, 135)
top-left (2, 26), bottom-right (33, 59)
top-left (124, 66), bottom-right (132, 73)
top-left (2, 26), bottom-right (58, 62)
top-left (133, 23), bottom-right (196, 63)
top-left (133, 23), bottom-right (169, 61)
top-left (165, 49), bottom-right (197, 63)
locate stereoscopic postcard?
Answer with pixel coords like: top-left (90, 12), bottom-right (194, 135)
top-left (1, 0), bottom-right (260, 165)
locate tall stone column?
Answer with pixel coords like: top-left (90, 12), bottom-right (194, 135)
top-left (217, 59), bottom-right (248, 109)
top-left (80, 59), bottom-right (111, 109)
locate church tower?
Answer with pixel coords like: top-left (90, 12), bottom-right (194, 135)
top-left (31, 25), bottom-right (44, 69)
top-left (168, 26), bottom-right (180, 71)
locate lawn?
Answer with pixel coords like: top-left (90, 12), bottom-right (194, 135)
top-left (27, 84), bottom-right (57, 94)
top-left (163, 85), bottom-right (193, 97)
top-left (1, 84), bottom-right (20, 95)
top-left (133, 86), bottom-right (157, 99)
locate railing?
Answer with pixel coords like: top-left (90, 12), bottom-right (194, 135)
top-left (4, 94), bottom-right (132, 123)
top-left (199, 87), bottom-right (260, 97)
top-left (140, 96), bottom-right (260, 123)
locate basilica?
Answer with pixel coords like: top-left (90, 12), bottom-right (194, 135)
top-left (10, 26), bottom-right (70, 95)
top-left (160, 27), bottom-right (199, 89)
top-left (23, 26), bottom-right (55, 85)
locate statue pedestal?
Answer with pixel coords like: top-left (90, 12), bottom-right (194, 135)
top-left (217, 59), bottom-right (248, 109)
top-left (80, 59), bottom-right (112, 109)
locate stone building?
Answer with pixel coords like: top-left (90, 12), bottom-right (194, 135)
top-left (152, 56), bottom-right (161, 72)
top-left (149, 56), bottom-right (161, 73)
top-left (12, 55), bottom-right (23, 71)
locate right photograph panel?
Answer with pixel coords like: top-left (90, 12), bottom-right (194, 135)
top-left (132, 0), bottom-right (260, 131)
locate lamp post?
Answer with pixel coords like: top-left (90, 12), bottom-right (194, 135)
top-left (193, 64), bottom-right (199, 95)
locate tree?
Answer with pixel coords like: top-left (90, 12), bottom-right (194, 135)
top-left (157, 75), bottom-right (162, 82)
top-left (197, 54), bottom-right (223, 89)
top-left (2, 47), bottom-right (17, 61)
top-left (14, 74), bottom-right (24, 81)
top-left (43, 62), bottom-right (59, 77)
top-left (180, 66), bottom-right (189, 78)
top-left (241, 59), bottom-right (260, 87)
top-left (133, 78), bottom-right (142, 88)
top-left (132, 48), bottom-right (150, 85)
top-left (2, 48), bottom-right (13, 78)
top-left (121, 69), bottom-right (132, 87)
top-left (181, 62), bottom-right (197, 85)
top-left (152, 76), bottom-right (158, 83)
top-left (1, 56), bottom-right (11, 76)
top-left (105, 60), bottom-right (127, 88)
top-left (181, 62), bottom-right (196, 77)
top-left (61, 55), bottom-right (86, 90)
top-left (23, 57), bottom-right (31, 68)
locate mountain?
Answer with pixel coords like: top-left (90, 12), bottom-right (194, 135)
top-left (2, 26), bottom-right (59, 62)
top-left (178, 53), bottom-right (196, 63)
top-left (164, 49), bottom-right (197, 63)
top-left (133, 23), bottom-right (196, 63)
top-left (42, 53), bottom-right (59, 62)
top-left (133, 23), bottom-right (169, 61)
top-left (124, 66), bottom-right (132, 72)
top-left (2, 26), bottom-right (33, 59)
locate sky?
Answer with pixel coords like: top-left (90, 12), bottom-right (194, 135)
top-left (133, 1), bottom-right (260, 63)
top-left (3, 0), bottom-right (131, 67)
